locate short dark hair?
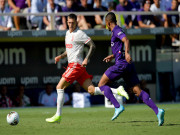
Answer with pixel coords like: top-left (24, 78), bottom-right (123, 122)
top-left (68, 13), bottom-right (77, 21)
top-left (105, 12), bottom-right (117, 24)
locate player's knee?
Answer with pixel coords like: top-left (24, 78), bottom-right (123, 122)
top-left (56, 85), bottom-right (62, 90)
top-left (87, 86), bottom-right (95, 95)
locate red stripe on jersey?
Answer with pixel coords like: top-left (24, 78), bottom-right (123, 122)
top-left (85, 38), bottom-right (91, 44)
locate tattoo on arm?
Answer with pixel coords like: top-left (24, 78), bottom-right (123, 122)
top-left (60, 51), bottom-right (67, 58)
top-left (85, 40), bottom-right (96, 60)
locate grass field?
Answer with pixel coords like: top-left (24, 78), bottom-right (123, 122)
top-left (0, 103), bottom-right (180, 135)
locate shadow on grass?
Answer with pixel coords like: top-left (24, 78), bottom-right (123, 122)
top-left (105, 121), bottom-right (180, 127)
top-left (103, 120), bottom-right (156, 124)
top-left (165, 124), bottom-right (180, 126)
top-left (121, 120), bottom-right (156, 123)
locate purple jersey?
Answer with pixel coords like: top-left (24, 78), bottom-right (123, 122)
top-left (105, 25), bottom-right (139, 88)
top-left (111, 25), bottom-right (128, 65)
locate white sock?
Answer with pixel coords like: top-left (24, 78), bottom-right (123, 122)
top-left (56, 89), bottom-right (64, 116)
top-left (111, 88), bottom-right (118, 94)
top-left (94, 87), bottom-right (103, 95)
top-left (94, 87), bottom-right (118, 95)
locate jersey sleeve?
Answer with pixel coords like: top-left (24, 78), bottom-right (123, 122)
top-left (77, 30), bottom-right (91, 44)
top-left (115, 29), bottom-right (126, 41)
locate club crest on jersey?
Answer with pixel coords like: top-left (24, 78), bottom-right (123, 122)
top-left (66, 44), bottom-right (73, 48)
top-left (111, 42), bottom-right (114, 47)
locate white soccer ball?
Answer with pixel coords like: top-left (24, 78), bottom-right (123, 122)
top-left (7, 111), bottom-right (19, 125)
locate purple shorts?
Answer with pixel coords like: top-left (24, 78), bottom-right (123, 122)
top-left (105, 63), bottom-right (139, 88)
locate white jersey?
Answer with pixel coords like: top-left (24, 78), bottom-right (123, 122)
top-left (65, 28), bottom-right (91, 64)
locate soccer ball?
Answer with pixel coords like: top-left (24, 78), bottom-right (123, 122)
top-left (7, 111), bottom-right (19, 125)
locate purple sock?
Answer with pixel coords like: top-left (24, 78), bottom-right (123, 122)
top-left (139, 90), bottom-right (158, 115)
top-left (100, 85), bottom-right (120, 108)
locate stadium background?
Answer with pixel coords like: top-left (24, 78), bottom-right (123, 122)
top-left (0, 28), bottom-right (180, 105)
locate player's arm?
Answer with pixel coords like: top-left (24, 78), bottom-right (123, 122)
top-left (82, 40), bottom-right (96, 67)
top-left (122, 37), bottom-right (132, 63)
top-left (103, 54), bottom-right (114, 63)
top-left (55, 51), bottom-right (67, 64)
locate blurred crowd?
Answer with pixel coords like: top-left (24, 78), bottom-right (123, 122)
top-left (0, 83), bottom-right (90, 108)
top-left (0, 0), bottom-right (179, 30)
top-left (0, 0), bottom-right (180, 46)
top-left (1, 80), bottom-right (166, 108)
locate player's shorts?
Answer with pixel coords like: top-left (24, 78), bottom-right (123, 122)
top-left (62, 63), bottom-right (93, 86)
top-left (105, 63), bottom-right (139, 88)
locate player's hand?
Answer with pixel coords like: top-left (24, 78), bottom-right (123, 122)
top-left (103, 55), bottom-right (114, 63)
top-left (82, 58), bottom-right (88, 67)
top-left (125, 53), bottom-right (132, 63)
top-left (55, 56), bottom-right (61, 64)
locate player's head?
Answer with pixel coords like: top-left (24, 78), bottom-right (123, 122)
top-left (105, 12), bottom-right (117, 31)
top-left (67, 13), bottom-right (77, 32)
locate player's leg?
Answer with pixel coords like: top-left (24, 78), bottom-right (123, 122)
top-left (93, 84), bottom-right (129, 99)
top-left (81, 78), bottom-right (95, 95)
top-left (98, 73), bottom-right (124, 121)
top-left (56, 77), bottom-right (70, 116)
top-left (133, 85), bottom-right (165, 126)
top-left (81, 77), bottom-right (128, 99)
top-left (46, 77), bottom-right (70, 123)
top-left (133, 85), bottom-right (158, 114)
top-left (125, 63), bottom-right (165, 126)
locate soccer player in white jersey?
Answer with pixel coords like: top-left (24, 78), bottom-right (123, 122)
top-left (45, 13), bottom-right (129, 123)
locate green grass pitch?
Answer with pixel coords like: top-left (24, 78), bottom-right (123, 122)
top-left (0, 103), bottom-right (180, 135)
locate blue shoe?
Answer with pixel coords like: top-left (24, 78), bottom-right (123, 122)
top-left (111, 105), bottom-right (124, 121)
top-left (157, 108), bottom-right (165, 126)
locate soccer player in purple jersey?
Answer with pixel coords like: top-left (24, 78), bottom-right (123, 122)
top-left (98, 12), bottom-right (165, 126)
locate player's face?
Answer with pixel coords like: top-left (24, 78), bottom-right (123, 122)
top-left (67, 17), bottom-right (77, 32)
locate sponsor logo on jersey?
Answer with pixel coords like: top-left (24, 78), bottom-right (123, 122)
top-left (117, 31), bottom-right (123, 36)
top-left (66, 44), bottom-right (73, 48)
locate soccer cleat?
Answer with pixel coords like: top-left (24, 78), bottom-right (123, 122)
top-left (117, 86), bottom-right (129, 100)
top-left (157, 108), bottom-right (165, 126)
top-left (111, 105), bottom-right (124, 121)
top-left (46, 114), bottom-right (61, 123)
top-left (172, 39), bottom-right (180, 46)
